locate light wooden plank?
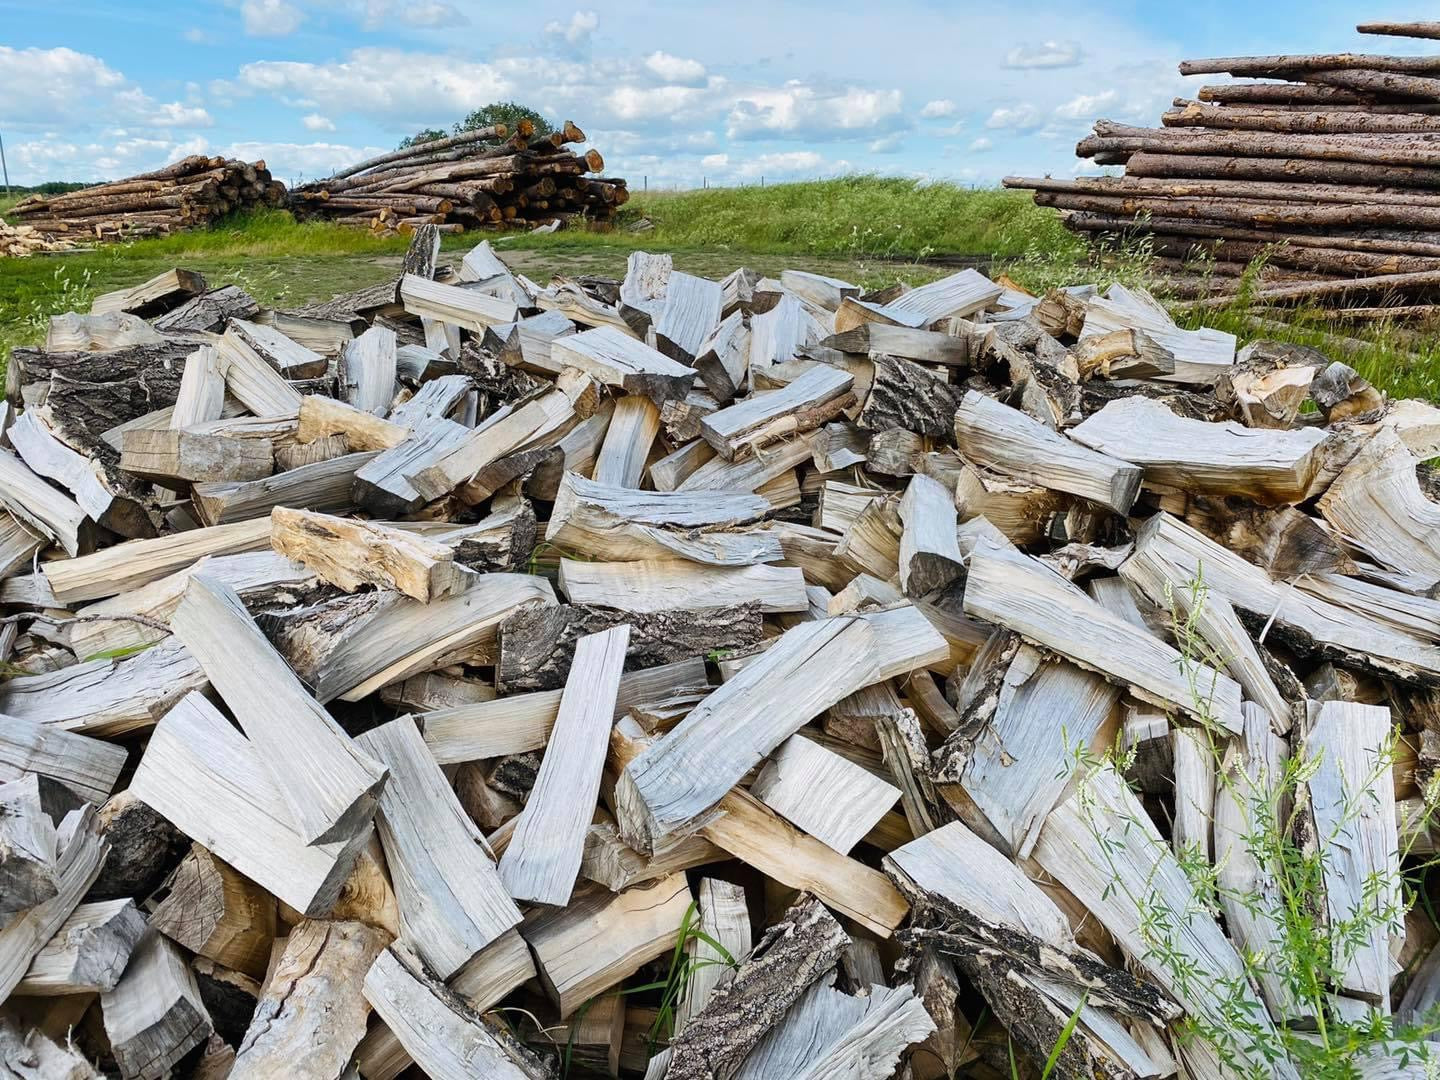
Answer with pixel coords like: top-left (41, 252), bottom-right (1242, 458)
top-left (355, 717), bottom-right (521, 979)
top-left (550, 325), bottom-right (696, 404)
top-left (616, 606), bottom-right (948, 852)
top-left (499, 626), bottom-right (629, 906)
top-left (751, 734), bottom-right (900, 853)
top-left (399, 274), bottom-right (519, 331)
top-left (558, 558), bottom-right (808, 614)
top-left (100, 930), bottom-right (213, 1080)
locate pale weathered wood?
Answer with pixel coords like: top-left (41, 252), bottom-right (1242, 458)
top-left (701, 365), bottom-right (854, 460)
top-left (963, 541), bottom-right (1242, 730)
top-left (0, 638), bottom-right (208, 737)
top-left (953, 391), bottom-right (1142, 513)
top-left (226, 319), bottom-right (328, 379)
top-left (229, 919), bottom-right (389, 1080)
top-left (0, 716), bottom-right (127, 806)
top-left (0, 1018), bottom-right (103, 1078)
top-left (665, 896), bottom-right (848, 1080)
top-left (656, 271), bottom-right (724, 363)
top-left (216, 323), bottom-right (304, 418)
top-left (558, 558), bottom-right (808, 614)
top-left (150, 845), bottom-right (276, 979)
top-left (677, 432), bottom-right (815, 495)
top-left (172, 573), bottom-right (386, 845)
top-left (1302, 699), bottom-right (1401, 1009)
top-left (191, 450), bottom-right (378, 526)
top-left (0, 448), bottom-right (95, 558)
top-left (0, 775), bottom-right (57, 918)
top-left (340, 325), bottom-right (398, 415)
top-left (1122, 511), bottom-right (1440, 684)
top-left (898, 472), bottom-right (963, 597)
top-left (546, 471), bottom-right (781, 566)
top-left (593, 394), bottom-right (660, 487)
top-left (45, 311), bottom-right (164, 352)
top-left (1033, 767), bottom-right (1294, 1079)
top-left (16, 898), bottom-right (145, 996)
top-left (616, 606), bottom-right (947, 852)
top-left (550, 325), bottom-right (696, 404)
top-left (399, 274), bottom-right (519, 331)
top-left (128, 692), bottom-right (369, 917)
top-left (423, 656), bottom-right (708, 763)
top-left (121, 428), bottom-right (273, 485)
top-left (751, 734), bottom-right (900, 853)
top-left (1069, 396), bottom-right (1330, 504)
top-left (1080, 283), bottom-right (1236, 384)
top-left (499, 625), bottom-right (629, 906)
top-left (1215, 702), bottom-right (1300, 1021)
top-left (781, 270), bottom-right (859, 312)
top-left (10, 410), bottom-right (152, 538)
top-left (822, 321), bottom-right (971, 366)
top-left (101, 930), bottom-right (213, 1080)
top-left (355, 717), bottom-right (520, 978)
top-left (885, 269), bottom-right (1003, 325)
top-left (694, 311), bottom-right (751, 402)
top-left (0, 806), bottom-right (104, 1002)
top-left (941, 648), bottom-right (1119, 858)
top-left (1172, 725), bottom-right (1215, 861)
top-left (270, 506), bottom-right (466, 602)
top-left (91, 268), bottom-right (205, 317)
top-left (296, 394), bottom-right (408, 451)
top-left (363, 942), bottom-right (549, 1080)
top-left (1318, 425), bottom-right (1440, 581)
top-left (523, 873), bottom-right (694, 1016)
top-left (676, 878), bottom-right (751, 1033)
top-left (271, 571), bottom-right (554, 703)
top-left (352, 417), bottom-right (470, 515)
top-left (611, 720), bottom-right (909, 937)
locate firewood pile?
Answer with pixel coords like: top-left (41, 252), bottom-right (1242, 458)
top-left (0, 222), bottom-right (77, 258)
top-left (4, 229), bottom-right (1440, 1079)
top-left (6, 157), bottom-right (287, 243)
top-left (1006, 19), bottom-right (1440, 314)
top-left (289, 120), bottom-right (627, 236)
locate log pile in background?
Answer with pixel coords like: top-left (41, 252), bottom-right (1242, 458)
top-left (4, 230), bottom-right (1440, 1077)
top-left (1005, 20), bottom-right (1440, 315)
top-left (289, 120), bottom-right (628, 236)
top-left (7, 156), bottom-right (286, 243)
top-left (0, 222), bottom-right (77, 258)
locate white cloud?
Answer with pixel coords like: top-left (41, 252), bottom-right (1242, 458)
top-left (920, 99), bottom-right (955, 118)
top-left (726, 83), bottom-right (904, 140)
top-left (362, 0), bottom-right (466, 29)
top-left (643, 51), bottom-right (705, 85)
top-left (1054, 89), bottom-right (1117, 120)
top-left (152, 102), bottom-right (213, 127)
top-left (934, 120), bottom-right (966, 137)
top-left (1004, 40), bottom-right (1082, 69)
top-left (544, 10), bottom-right (598, 46)
top-left (968, 136), bottom-right (993, 152)
top-left (986, 103), bottom-right (1042, 130)
top-left (302, 113), bottom-right (336, 131)
top-left (183, 27), bottom-right (215, 44)
top-left (869, 133), bottom-right (904, 154)
top-left (241, 0), bottom-right (304, 37)
top-left (222, 140), bottom-right (388, 182)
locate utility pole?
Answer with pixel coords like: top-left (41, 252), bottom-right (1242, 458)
top-left (0, 130), bottom-right (10, 196)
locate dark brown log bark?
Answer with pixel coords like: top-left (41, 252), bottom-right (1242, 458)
top-left (1124, 150), bottom-right (1440, 190)
top-left (1164, 100), bottom-right (1440, 134)
top-left (859, 355), bottom-right (962, 439)
top-left (664, 897), bottom-right (849, 1080)
top-left (496, 601), bottom-right (763, 692)
top-left (1080, 122), bottom-right (1440, 167)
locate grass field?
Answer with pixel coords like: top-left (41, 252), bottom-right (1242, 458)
top-left (3, 176), bottom-right (1438, 400)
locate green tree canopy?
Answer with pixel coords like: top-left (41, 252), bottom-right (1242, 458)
top-left (396, 128), bottom-right (448, 150)
top-left (455, 102), bottom-right (553, 137)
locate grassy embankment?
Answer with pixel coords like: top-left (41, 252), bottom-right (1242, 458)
top-left (2, 176), bottom-right (1437, 399)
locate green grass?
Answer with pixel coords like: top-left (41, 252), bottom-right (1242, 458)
top-left (2, 178), bottom-right (1438, 403)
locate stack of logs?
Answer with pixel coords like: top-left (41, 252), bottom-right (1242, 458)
top-left (6, 235), bottom-right (1440, 1078)
top-left (289, 120), bottom-right (628, 235)
top-left (7, 156), bottom-right (287, 242)
top-left (1005, 19), bottom-right (1440, 313)
top-left (0, 222), bottom-right (77, 258)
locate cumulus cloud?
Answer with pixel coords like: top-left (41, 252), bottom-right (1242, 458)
top-left (986, 103), bottom-right (1042, 130)
top-left (920, 99), bottom-right (955, 118)
top-left (544, 10), bottom-right (598, 47)
top-left (643, 51), bottom-right (705, 85)
top-left (726, 83), bottom-right (904, 140)
top-left (1054, 89), bottom-right (1117, 120)
top-left (302, 113), bottom-right (336, 131)
top-left (241, 0), bottom-right (304, 37)
top-left (968, 136), bottom-right (993, 152)
top-left (362, 0), bottom-right (466, 29)
top-left (152, 102), bottom-right (213, 127)
top-left (1004, 40), bottom-right (1081, 69)
top-left (223, 140), bottom-right (388, 182)
top-left (869, 133), bottom-right (904, 154)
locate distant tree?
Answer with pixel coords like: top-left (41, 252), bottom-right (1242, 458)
top-left (396, 128), bottom-right (448, 150)
top-left (454, 102), bottom-right (553, 138)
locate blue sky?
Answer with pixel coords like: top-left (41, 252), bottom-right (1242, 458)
top-left (2, 1), bottom-right (1437, 189)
